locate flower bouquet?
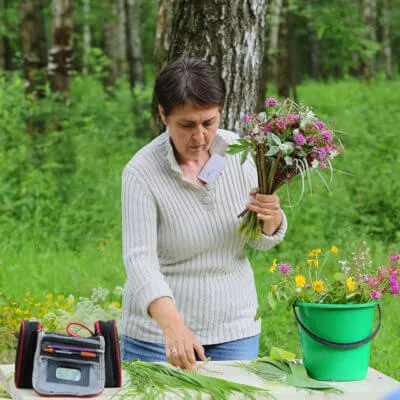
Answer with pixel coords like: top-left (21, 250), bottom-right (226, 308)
top-left (226, 97), bottom-right (344, 242)
top-left (266, 243), bottom-right (399, 381)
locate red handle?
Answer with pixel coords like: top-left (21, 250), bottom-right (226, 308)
top-left (66, 322), bottom-right (95, 337)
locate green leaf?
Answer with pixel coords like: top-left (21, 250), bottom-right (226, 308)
top-left (267, 291), bottom-right (276, 310)
top-left (241, 149), bottom-right (249, 165)
top-left (226, 144), bottom-right (247, 154)
top-left (266, 146), bottom-right (280, 156)
top-left (254, 305), bottom-right (261, 321)
top-left (270, 347), bottom-right (296, 361)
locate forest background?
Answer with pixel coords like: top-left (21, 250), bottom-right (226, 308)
top-left (0, 0), bottom-right (400, 385)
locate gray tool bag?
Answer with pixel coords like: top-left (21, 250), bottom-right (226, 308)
top-left (32, 330), bottom-right (105, 397)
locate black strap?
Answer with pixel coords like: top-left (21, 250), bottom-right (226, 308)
top-left (293, 302), bottom-right (381, 349)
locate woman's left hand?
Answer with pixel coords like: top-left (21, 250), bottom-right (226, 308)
top-left (246, 188), bottom-right (283, 236)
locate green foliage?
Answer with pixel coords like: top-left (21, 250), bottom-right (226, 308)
top-left (0, 76), bottom-right (399, 381)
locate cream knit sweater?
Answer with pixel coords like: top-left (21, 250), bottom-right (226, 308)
top-left (121, 128), bottom-right (287, 344)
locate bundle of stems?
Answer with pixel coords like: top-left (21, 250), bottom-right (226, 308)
top-left (116, 359), bottom-right (274, 400)
top-left (238, 146), bottom-right (286, 241)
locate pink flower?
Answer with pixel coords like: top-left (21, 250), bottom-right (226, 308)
top-left (314, 121), bottom-right (326, 129)
top-left (321, 130), bottom-right (333, 142)
top-left (287, 114), bottom-right (299, 125)
top-left (279, 263), bottom-right (292, 275)
top-left (244, 114), bottom-right (251, 123)
top-left (316, 147), bottom-right (327, 161)
top-left (263, 123), bottom-right (273, 133)
top-left (307, 135), bottom-right (316, 145)
top-left (390, 251), bottom-right (399, 263)
top-left (390, 273), bottom-right (399, 296)
top-left (370, 290), bottom-right (382, 300)
top-left (276, 118), bottom-right (287, 130)
top-left (369, 278), bottom-right (379, 287)
top-left (293, 133), bottom-right (306, 146)
top-left (265, 97), bottom-right (279, 107)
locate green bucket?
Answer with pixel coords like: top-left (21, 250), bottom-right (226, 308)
top-left (293, 301), bottom-right (381, 381)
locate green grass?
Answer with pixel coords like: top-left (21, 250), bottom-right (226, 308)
top-left (0, 75), bottom-right (399, 380)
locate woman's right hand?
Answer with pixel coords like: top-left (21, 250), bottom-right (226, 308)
top-left (163, 321), bottom-right (207, 371)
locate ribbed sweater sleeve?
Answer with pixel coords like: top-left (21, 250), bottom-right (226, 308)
top-left (121, 165), bottom-right (176, 318)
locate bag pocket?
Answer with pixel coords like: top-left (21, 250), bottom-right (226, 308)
top-left (14, 320), bottom-right (42, 388)
top-left (32, 332), bottom-right (105, 397)
top-left (94, 320), bottom-right (122, 387)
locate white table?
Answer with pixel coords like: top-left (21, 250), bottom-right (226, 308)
top-left (1, 361), bottom-right (399, 400)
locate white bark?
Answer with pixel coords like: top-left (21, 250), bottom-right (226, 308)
top-left (126, 0), bottom-right (144, 87)
top-left (166, 0), bottom-right (268, 133)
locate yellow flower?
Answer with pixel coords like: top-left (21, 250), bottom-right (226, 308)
top-left (308, 249), bottom-right (322, 257)
top-left (346, 277), bottom-right (356, 291)
top-left (295, 275), bottom-right (306, 288)
top-left (307, 259), bottom-right (319, 267)
top-left (272, 285), bottom-right (278, 291)
top-left (296, 265), bottom-right (301, 270)
top-left (46, 293), bottom-right (53, 301)
top-left (331, 245), bottom-right (339, 253)
top-left (269, 259), bottom-right (277, 273)
top-left (313, 280), bottom-right (324, 293)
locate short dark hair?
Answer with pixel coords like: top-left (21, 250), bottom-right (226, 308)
top-left (154, 56), bottom-right (226, 117)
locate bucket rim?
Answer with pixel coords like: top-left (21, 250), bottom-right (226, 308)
top-left (295, 301), bottom-right (378, 309)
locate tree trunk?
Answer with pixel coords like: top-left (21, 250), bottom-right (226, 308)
top-left (287, 5), bottom-right (297, 102)
top-left (269, 0), bottom-right (282, 84)
top-left (0, 0), bottom-right (4, 70)
top-left (154, 0), bottom-right (174, 74)
top-left (103, 0), bottom-right (127, 88)
top-left (152, 0), bottom-right (175, 135)
top-left (82, 0), bottom-right (91, 75)
top-left (276, 0), bottom-right (289, 98)
top-left (20, 0), bottom-right (47, 99)
top-left (1, 0), bottom-right (13, 71)
top-left (48, 0), bottom-right (73, 98)
top-left (380, 0), bottom-right (392, 80)
top-left (361, 0), bottom-right (377, 81)
top-left (153, 0), bottom-right (268, 136)
top-left (125, 0), bottom-right (144, 89)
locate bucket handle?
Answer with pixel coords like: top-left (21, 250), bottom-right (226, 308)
top-left (292, 302), bottom-right (381, 350)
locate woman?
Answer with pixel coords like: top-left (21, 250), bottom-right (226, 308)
top-left (121, 56), bottom-right (287, 371)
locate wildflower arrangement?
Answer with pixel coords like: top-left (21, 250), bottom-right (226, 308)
top-left (227, 97), bottom-right (344, 242)
top-left (267, 243), bottom-right (399, 306)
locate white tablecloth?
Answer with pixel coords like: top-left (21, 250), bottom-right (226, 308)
top-left (1, 361), bottom-right (399, 400)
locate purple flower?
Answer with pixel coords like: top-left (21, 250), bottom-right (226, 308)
top-left (276, 118), bottom-right (287, 130)
top-left (390, 251), bottom-right (399, 263)
top-left (316, 147), bottom-right (327, 161)
top-left (263, 123), bottom-right (273, 133)
top-left (293, 133), bottom-right (306, 146)
top-left (243, 114), bottom-right (251, 123)
top-left (279, 263), bottom-right (292, 275)
top-left (265, 97), bottom-right (279, 107)
top-left (314, 121), bottom-right (326, 130)
top-left (370, 290), bottom-right (382, 300)
top-left (390, 273), bottom-right (399, 296)
top-left (321, 130), bottom-right (333, 142)
top-left (307, 135), bottom-right (316, 145)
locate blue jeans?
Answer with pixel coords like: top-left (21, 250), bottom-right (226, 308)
top-left (121, 333), bottom-right (260, 362)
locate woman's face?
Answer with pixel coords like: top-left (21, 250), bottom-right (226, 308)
top-left (159, 102), bottom-right (221, 163)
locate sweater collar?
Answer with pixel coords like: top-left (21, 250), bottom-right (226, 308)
top-left (161, 128), bottom-right (228, 177)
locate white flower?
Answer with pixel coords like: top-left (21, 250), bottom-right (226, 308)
top-left (293, 128), bottom-right (299, 135)
top-left (328, 149), bottom-right (338, 159)
top-left (258, 112), bottom-right (267, 122)
top-left (311, 159), bottom-right (319, 169)
top-left (284, 156), bottom-right (293, 166)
